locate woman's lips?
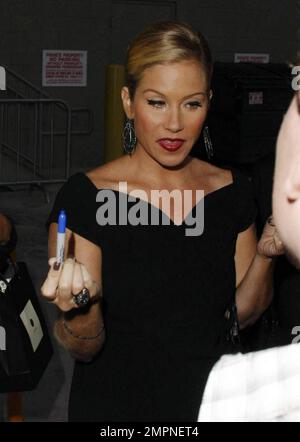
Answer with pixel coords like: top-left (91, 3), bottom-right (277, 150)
top-left (157, 138), bottom-right (185, 151)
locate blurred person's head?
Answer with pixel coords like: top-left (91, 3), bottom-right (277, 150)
top-left (0, 213), bottom-right (12, 245)
top-left (121, 21), bottom-right (213, 169)
top-left (273, 91), bottom-right (300, 267)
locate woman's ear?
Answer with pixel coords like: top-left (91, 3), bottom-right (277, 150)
top-left (121, 87), bottom-right (134, 119)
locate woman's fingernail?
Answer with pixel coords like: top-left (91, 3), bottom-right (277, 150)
top-left (53, 262), bottom-right (61, 271)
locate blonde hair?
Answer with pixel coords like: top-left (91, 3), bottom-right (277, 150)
top-left (125, 21), bottom-right (213, 98)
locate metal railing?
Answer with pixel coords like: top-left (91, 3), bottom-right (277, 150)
top-left (0, 65), bottom-right (93, 186)
top-left (0, 99), bottom-right (71, 185)
top-left (3, 66), bottom-right (93, 136)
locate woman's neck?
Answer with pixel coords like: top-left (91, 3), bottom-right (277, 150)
top-left (126, 145), bottom-right (196, 188)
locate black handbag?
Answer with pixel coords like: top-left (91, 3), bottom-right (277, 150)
top-left (0, 258), bottom-right (53, 392)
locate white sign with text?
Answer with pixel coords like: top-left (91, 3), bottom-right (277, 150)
top-left (42, 50), bottom-right (87, 87)
top-left (234, 53), bottom-right (270, 64)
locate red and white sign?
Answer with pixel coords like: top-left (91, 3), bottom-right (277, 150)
top-left (42, 50), bottom-right (87, 87)
top-left (234, 53), bottom-right (270, 64)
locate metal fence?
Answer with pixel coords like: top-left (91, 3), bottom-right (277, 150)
top-left (0, 99), bottom-right (71, 185)
top-left (0, 66), bottom-right (93, 186)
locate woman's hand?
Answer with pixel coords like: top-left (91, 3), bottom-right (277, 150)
top-left (41, 257), bottom-right (101, 312)
top-left (257, 215), bottom-right (285, 259)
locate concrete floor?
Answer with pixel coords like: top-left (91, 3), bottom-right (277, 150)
top-left (0, 182), bottom-right (73, 421)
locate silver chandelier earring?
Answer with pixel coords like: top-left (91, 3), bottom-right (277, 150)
top-left (203, 126), bottom-right (213, 160)
top-left (123, 118), bottom-right (137, 155)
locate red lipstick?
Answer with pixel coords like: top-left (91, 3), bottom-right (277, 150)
top-left (157, 138), bottom-right (185, 152)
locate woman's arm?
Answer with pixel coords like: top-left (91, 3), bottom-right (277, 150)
top-left (41, 223), bottom-right (105, 362)
top-left (234, 223), bottom-right (276, 329)
top-left (54, 299), bottom-right (105, 363)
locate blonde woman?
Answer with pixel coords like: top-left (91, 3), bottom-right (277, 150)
top-left (41, 21), bottom-right (283, 421)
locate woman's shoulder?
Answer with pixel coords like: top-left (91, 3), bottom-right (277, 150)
top-left (86, 156), bottom-right (129, 190)
top-left (192, 158), bottom-right (233, 189)
top-left (209, 163), bottom-right (233, 187)
top-left (196, 159), bottom-right (253, 187)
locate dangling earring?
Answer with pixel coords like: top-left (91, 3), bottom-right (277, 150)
top-left (123, 118), bottom-right (136, 155)
top-left (203, 126), bottom-right (213, 160)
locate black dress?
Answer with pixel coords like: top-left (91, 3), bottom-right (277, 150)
top-left (47, 168), bottom-right (256, 421)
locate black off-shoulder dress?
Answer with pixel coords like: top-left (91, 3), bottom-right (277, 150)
top-left (47, 168), bottom-right (256, 421)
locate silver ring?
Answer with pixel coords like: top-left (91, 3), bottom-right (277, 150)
top-left (72, 288), bottom-right (90, 307)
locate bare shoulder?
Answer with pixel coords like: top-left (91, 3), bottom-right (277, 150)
top-left (191, 158), bottom-right (233, 189)
top-left (86, 156), bottom-right (129, 189)
top-left (208, 163), bottom-right (233, 187)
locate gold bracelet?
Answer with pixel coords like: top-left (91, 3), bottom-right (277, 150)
top-left (62, 319), bottom-right (104, 340)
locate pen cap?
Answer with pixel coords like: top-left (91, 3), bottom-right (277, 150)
top-left (58, 210), bottom-right (67, 233)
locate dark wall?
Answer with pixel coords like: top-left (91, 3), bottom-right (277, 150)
top-left (0, 0), bottom-right (298, 172)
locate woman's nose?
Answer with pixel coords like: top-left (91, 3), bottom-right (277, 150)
top-left (164, 107), bottom-right (184, 132)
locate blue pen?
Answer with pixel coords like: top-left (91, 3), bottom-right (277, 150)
top-left (56, 210), bottom-right (66, 265)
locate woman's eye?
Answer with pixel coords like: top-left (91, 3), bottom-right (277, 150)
top-left (186, 101), bottom-right (202, 109)
top-left (147, 99), bottom-right (165, 108)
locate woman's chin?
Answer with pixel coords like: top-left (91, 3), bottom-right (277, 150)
top-left (154, 151), bottom-right (190, 169)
